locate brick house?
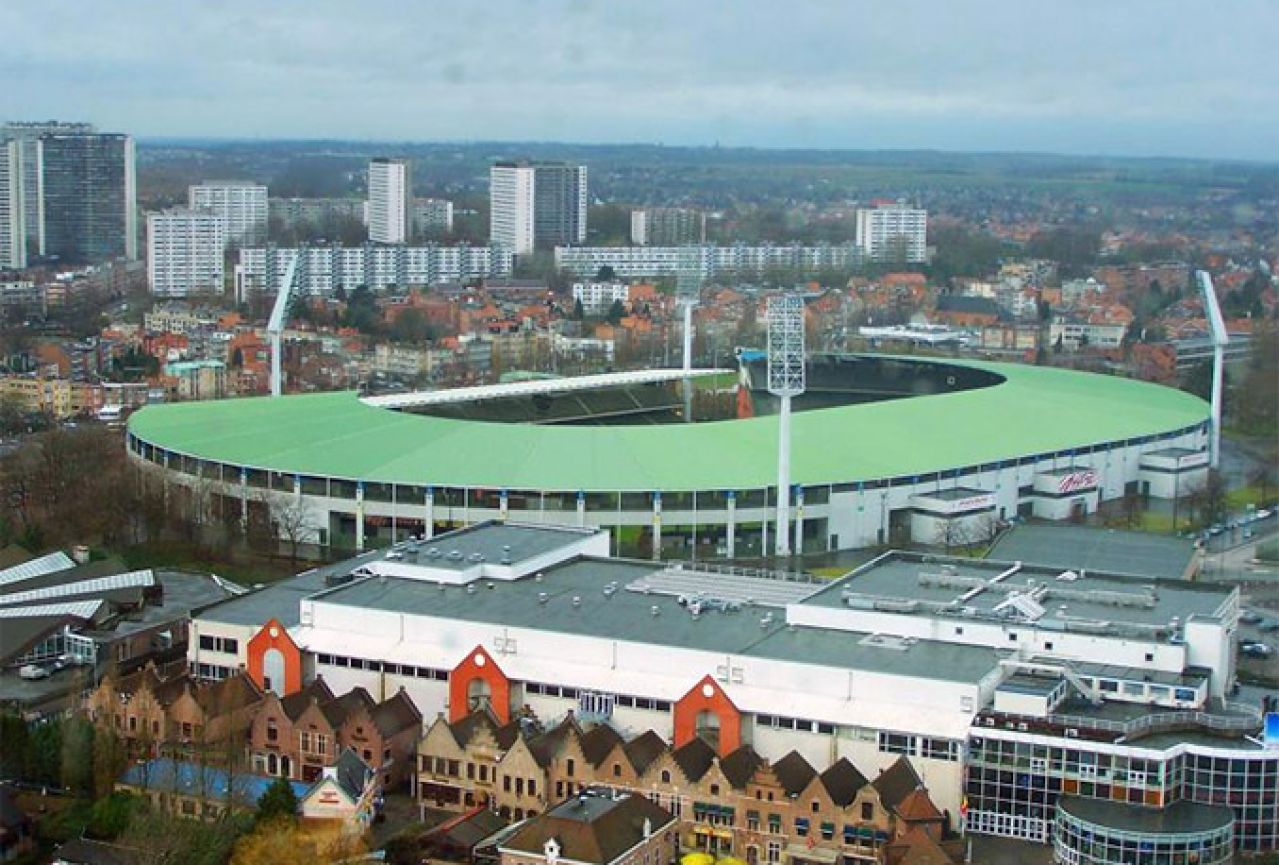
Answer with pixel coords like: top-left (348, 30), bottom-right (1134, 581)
top-left (496, 788), bottom-right (677, 865)
top-left (247, 678), bottom-right (422, 790)
top-left (86, 664), bottom-right (262, 757)
top-left (417, 712), bottom-right (954, 864)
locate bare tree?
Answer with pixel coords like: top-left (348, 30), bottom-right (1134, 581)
top-left (269, 492), bottom-right (317, 567)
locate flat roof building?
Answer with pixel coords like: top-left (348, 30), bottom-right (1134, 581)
top-left (184, 521), bottom-right (1276, 853)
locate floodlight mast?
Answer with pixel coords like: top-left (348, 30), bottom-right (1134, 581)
top-left (767, 294), bottom-right (805, 557)
top-left (268, 256), bottom-right (299, 398)
top-left (677, 246), bottom-right (703, 422)
top-left (1195, 270), bottom-right (1228, 468)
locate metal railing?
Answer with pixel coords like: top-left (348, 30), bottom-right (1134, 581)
top-left (1043, 701), bottom-right (1263, 737)
top-left (987, 701), bottom-right (1262, 738)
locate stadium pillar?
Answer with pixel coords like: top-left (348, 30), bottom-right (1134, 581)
top-left (355, 481), bottom-right (365, 552)
top-left (500, 489), bottom-right (509, 523)
top-left (726, 492), bottom-right (736, 558)
top-left (794, 487), bottom-right (804, 555)
top-left (239, 467), bottom-right (248, 530)
top-left (775, 394), bottom-right (792, 557)
top-left (424, 487), bottom-right (434, 539)
top-left (652, 492), bottom-right (662, 561)
top-left (576, 491), bottom-right (585, 528)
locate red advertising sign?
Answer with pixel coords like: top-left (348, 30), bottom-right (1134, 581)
top-left (1056, 470), bottom-right (1098, 495)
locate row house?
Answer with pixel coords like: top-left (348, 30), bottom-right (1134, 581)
top-left (247, 677), bottom-right (421, 790)
top-left (418, 710), bottom-right (955, 864)
top-left (86, 663), bottom-right (263, 755)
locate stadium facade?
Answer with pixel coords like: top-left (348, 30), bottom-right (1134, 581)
top-left (126, 356), bottom-right (1211, 558)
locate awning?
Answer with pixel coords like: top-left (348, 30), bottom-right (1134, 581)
top-left (784, 844), bottom-right (838, 864)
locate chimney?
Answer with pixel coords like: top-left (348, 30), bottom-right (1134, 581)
top-left (71, 545), bottom-right (90, 565)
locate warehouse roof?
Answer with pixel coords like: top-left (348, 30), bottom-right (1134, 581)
top-left (988, 525), bottom-right (1197, 581)
top-left (128, 357), bottom-right (1206, 492)
top-left (804, 551), bottom-right (1232, 627)
top-left (309, 557), bottom-right (1003, 685)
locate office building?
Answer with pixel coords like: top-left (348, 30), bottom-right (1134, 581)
top-left (0, 140), bottom-right (24, 270)
top-left (631, 207), bottom-right (706, 246)
top-left (490, 161), bottom-right (587, 254)
top-left (855, 204), bottom-right (928, 263)
top-left (147, 210), bottom-right (225, 297)
top-left (0, 121), bottom-right (95, 256)
top-left (189, 181), bottom-right (267, 247)
top-left (411, 197), bottom-right (454, 239)
top-left (367, 158), bottom-right (411, 245)
top-left (38, 133), bottom-right (137, 263)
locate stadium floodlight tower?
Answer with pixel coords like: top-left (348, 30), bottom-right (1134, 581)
top-left (1195, 270), bottom-right (1229, 468)
top-left (268, 256), bottom-right (300, 398)
top-left (767, 293), bottom-right (805, 556)
top-left (677, 245), bottom-right (703, 421)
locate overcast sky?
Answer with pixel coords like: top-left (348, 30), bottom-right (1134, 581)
top-left (3, 0), bottom-right (1276, 161)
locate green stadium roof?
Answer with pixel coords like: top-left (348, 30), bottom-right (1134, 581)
top-left (128, 359), bottom-right (1207, 492)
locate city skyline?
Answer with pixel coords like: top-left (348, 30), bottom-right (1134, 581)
top-left (2, 1), bottom-right (1277, 162)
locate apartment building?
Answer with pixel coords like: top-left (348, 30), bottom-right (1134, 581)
top-left (189, 181), bottom-right (267, 247)
top-left (367, 158), bottom-right (411, 245)
top-left (571, 281), bottom-right (629, 312)
top-left (412, 197), bottom-right (454, 238)
top-left (631, 207), bottom-right (706, 246)
top-left (147, 210), bottom-right (226, 297)
top-left (0, 140), bottom-right (24, 269)
top-left (491, 161), bottom-right (587, 254)
top-left (854, 205), bottom-right (927, 264)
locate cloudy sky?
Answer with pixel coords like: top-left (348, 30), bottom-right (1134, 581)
top-left (3, 0), bottom-right (1275, 160)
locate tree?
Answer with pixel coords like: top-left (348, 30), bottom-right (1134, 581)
top-left (595, 264), bottom-right (618, 281)
top-left (231, 818), bottom-right (365, 865)
top-left (572, 298), bottom-right (585, 321)
top-left (230, 346), bottom-right (245, 368)
top-left (389, 306), bottom-right (433, 344)
top-left (88, 791), bottom-right (138, 840)
top-left (267, 490), bottom-right (317, 566)
top-left (255, 777), bottom-right (299, 826)
top-left (605, 298), bottom-right (626, 325)
top-left (1186, 470), bottom-right (1229, 528)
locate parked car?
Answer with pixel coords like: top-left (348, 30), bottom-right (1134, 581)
top-left (1240, 641), bottom-right (1273, 658)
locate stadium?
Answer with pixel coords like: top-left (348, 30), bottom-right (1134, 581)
top-left (125, 355), bottom-right (1211, 557)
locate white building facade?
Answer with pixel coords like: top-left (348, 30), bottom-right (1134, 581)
top-left (234, 244), bottom-right (513, 299)
top-left (182, 523), bottom-right (1275, 853)
top-left (490, 163), bottom-right (536, 255)
top-left (0, 140), bottom-right (24, 270)
top-left (571, 281), bottom-right (629, 312)
top-left (855, 205), bottom-right (928, 263)
top-left (367, 159), bottom-right (411, 245)
top-left (189, 181), bottom-right (267, 247)
top-left (555, 243), bottom-right (863, 280)
top-left (147, 210), bottom-right (226, 297)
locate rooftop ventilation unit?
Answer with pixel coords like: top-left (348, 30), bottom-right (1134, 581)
top-left (427, 547), bottom-right (442, 558)
top-left (572, 596), bottom-right (582, 608)
top-left (447, 550), bottom-right (464, 561)
top-left (651, 605), bottom-right (660, 617)
top-left (538, 592), bottom-right (549, 605)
